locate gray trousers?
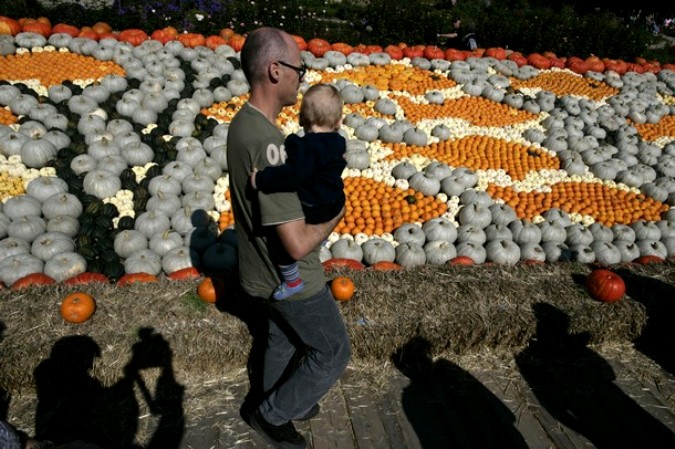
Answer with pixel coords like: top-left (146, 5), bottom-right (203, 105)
top-left (259, 285), bottom-right (351, 425)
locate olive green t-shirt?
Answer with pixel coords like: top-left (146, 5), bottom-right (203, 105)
top-left (226, 102), bottom-right (325, 299)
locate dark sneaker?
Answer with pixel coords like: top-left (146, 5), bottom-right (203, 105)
top-left (295, 403), bottom-right (320, 421)
top-left (250, 409), bottom-right (307, 449)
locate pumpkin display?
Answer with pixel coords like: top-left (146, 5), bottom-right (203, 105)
top-left (0, 15), bottom-right (673, 287)
top-left (585, 269), bottom-right (626, 303)
top-left (330, 276), bottom-right (355, 302)
top-left (60, 291), bottom-right (96, 324)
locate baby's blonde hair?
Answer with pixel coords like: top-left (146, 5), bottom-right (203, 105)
top-left (299, 84), bottom-right (343, 130)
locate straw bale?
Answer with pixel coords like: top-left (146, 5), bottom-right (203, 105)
top-left (1, 262), bottom-right (670, 395)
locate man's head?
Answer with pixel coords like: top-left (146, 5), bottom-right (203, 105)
top-left (239, 27), bottom-right (304, 106)
top-left (299, 84), bottom-right (343, 132)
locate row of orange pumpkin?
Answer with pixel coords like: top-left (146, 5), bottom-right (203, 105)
top-left (1, 15), bottom-right (672, 75)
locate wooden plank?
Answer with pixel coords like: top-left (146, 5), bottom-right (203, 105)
top-left (383, 374), bottom-right (423, 449)
top-left (375, 377), bottom-right (410, 449)
top-left (341, 368), bottom-right (392, 449)
top-left (515, 377), bottom-right (589, 449)
top-left (610, 358), bottom-right (675, 431)
top-left (214, 380), bottom-right (255, 449)
top-left (474, 369), bottom-right (553, 449)
top-left (310, 381), bottom-right (355, 449)
top-left (179, 416), bottom-right (218, 449)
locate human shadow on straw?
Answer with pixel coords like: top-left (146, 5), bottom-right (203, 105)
top-left (515, 302), bottom-right (675, 449)
top-left (33, 329), bottom-right (185, 449)
top-left (391, 336), bottom-right (529, 449)
top-left (613, 266), bottom-right (675, 376)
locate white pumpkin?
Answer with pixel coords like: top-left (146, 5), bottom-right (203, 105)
top-left (361, 238), bottom-right (396, 265)
top-left (31, 232), bottom-right (75, 262)
top-left (0, 253), bottom-right (44, 287)
top-left (329, 238), bottom-right (364, 262)
top-left (125, 249), bottom-right (163, 276)
top-left (114, 229), bottom-right (148, 259)
top-left (424, 240), bottom-right (457, 265)
top-left (44, 251), bottom-right (87, 282)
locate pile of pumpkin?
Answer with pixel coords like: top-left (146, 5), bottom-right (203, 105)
top-left (0, 15), bottom-right (674, 297)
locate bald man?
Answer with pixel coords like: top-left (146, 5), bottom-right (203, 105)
top-left (227, 27), bottom-right (351, 449)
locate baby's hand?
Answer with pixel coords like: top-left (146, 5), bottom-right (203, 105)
top-left (250, 167), bottom-right (258, 190)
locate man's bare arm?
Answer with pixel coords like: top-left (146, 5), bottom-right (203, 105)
top-left (275, 207), bottom-right (345, 260)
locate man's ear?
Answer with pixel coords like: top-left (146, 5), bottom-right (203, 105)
top-left (268, 61), bottom-right (281, 84)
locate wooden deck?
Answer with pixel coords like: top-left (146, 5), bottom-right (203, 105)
top-left (176, 343), bottom-right (675, 449)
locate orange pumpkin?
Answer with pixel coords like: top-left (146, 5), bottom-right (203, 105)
top-left (566, 56), bottom-right (588, 74)
top-left (449, 256), bottom-right (475, 265)
top-left (584, 56), bottom-right (605, 73)
top-left (63, 272), bottom-right (110, 285)
top-left (11, 273), bottom-right (56, 290)
top-left (291, 34), bottom-right (308, 51)
top-left (369, 261), bottom-right (403, 271)
top-left (330, 276), bottom-right (355, 302)
top-left (97, 31), bottom-right (118, 41)
top-left (403, 45), bottom-right (425, 59)
top-left (548, 57), bottom-right (566, 69)
top-left (78, 29), bottom-right (100, 41)
top-left (0, 16), bottom-right (21, 36)
top-left (331, 42), bottom-right (353, 56)
top-left (444, 48), bottom-right (467, 61)
top-left (507, 51), bottom-right (527, 66)
top-left (484, 47), bottom-right (507, 60)
top-left (228, 34), bottom-right (246, 52)
top-left (167, 267), bottom-right (202, 281)
top-left (423, 45), bottom-right (445, 60)
top-left (384, 44), bottom-right (404, 60)
top-left (205, 35), bottom-right (227, 50)
top-left (118, 28), bottom-right (149, 46)
top-left (177, 32), bottom-right (206, 48)
top-left (91, 21), bottom-right (112, 35)
top-left (585, 269), bottom-right (625, 303)
top-left (308, 38), bottom-right (331, 57)
top-left (197, 276), bottom-right (225, 303)
top-left (52, 23), bottom-right (80, 37)
top-left (219, 27), bottom-right (235, 41)
top-left (117, 272), bottom-right (159, 286)
top-left (603, 58), bottom-right (629, 75)
top-left (633, 255), bottom-right (665, 265)
top-left (21, 19), bottom-right (51, 37)
top-left (322, 258), bottom-right (366, 271)
top-left (151, 28), bottom-right (176, 44)
top-left (60, 292), bottom-right (97, 324)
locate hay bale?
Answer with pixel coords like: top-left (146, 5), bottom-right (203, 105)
top-left (339, 264), bottom-right (647, 361)
top-left (0, 262), bottom-right (661, 394)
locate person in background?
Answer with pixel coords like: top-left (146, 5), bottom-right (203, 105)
top-left (226, 27), bottom-right (351, 449)
top-left (250, 83), bottom-right (347, 301)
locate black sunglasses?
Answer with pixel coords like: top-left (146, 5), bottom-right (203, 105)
top-left (277, 60), bottom-right (306, 80)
